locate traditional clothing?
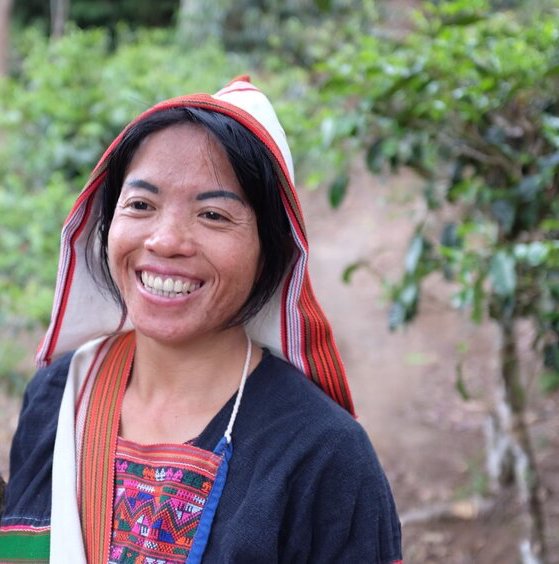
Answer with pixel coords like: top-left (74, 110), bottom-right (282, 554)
top-left (0, 77), bottom-right (402, 563)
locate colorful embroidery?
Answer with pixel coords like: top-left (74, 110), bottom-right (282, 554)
top-left (109, 437), bottom-right (222, 564)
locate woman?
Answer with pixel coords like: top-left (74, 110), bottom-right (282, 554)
top-left (0, 77), bottom-right (402, 563)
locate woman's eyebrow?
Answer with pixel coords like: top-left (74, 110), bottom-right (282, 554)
top-left (196, 190), bottom-right (245, 205)
top-left (124, 178), bottom-right (159, 193)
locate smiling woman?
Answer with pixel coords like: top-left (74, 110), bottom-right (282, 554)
top-left (0, 78), bottom-right (402, 564)
top-left (107, 124), bottom-right (262, 351)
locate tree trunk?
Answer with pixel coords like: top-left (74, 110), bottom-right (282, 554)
top-left (487, 317), bottom-right (547, 563)
top-left (50, 0), bottom-right (69, 39)
top-left (0, 0), bottom-right (12, 76)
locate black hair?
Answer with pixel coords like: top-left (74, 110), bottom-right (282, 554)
top-left (87, 107), bottom-right (295, 327)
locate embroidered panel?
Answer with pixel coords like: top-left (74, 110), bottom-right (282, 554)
top-left (109, 437), bottom-right (221, 564)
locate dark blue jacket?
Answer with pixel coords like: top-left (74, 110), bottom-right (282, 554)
top-left (2, 351), bottom-right (402, 563)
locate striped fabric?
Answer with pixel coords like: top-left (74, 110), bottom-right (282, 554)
top-left (35, 76), bottom-right (355, 415)
top-left (0, 525), bottom-right (50, 562)
top-left (79, 332), bottom-right (136, 563)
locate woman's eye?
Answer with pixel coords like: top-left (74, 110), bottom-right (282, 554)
top-left (129, 200), bottom-right (151, 211)
top-left (201, 211), bottom-right (226, 221)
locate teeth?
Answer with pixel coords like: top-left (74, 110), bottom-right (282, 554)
top-left (140, 271), bottom-right (201, 298)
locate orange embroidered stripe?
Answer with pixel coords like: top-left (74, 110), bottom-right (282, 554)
top-left (80, 332), bottom-right (135, 564)
top-left (300, 276), bottom-right (354, 414)
top-left (75, 338), bottom-right (113, 503)
top-left (301, 286), bottom-right (333, 397)
top-left (303, 282), bottom-right (346, 402)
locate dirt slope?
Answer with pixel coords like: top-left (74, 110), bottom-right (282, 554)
top-left (299, 165), bottom-right (559, 563)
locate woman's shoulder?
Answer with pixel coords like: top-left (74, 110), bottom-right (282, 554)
top-left (235, 354), bottom-right (400, 543)
top-left (1, 353), bottom-right (74, 527)
top-left (244, 352), bottom-right (370, 447)
top-left (24, 351), bottom-right (74, 404)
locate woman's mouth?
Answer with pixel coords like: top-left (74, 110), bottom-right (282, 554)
top-left (140, 270), bottom-right (202, 298)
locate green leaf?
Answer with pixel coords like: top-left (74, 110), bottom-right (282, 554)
top-left (514, 242), bottom-right (549, 266)
top-left (472, 274), bottom-right (485, 324)
top-left (388, 302), bottom-right (406, 331)
top-left (455, 362), bottom-right (471, 401)
top-left (342, 261), bottom-right (367, 284)
top-left (540, 371), bottom-right (559, 394)
top-left (490, 200), bottom-right (516, 234)
top-left (423, 182), bottom-right (440, 210)
top-left (382, 73), bottom-right (431, 100)
top-left (313, 0), bottom-right (333, 11)
top-left (405, 235), bottom-right (424, 274)
top-left (544, 64), bottom-right (559, 77)
top-left (441, 13), bottom-right (486, 28)
top-left (489, 251), bottom-right (516, 297)
top-left (328, 173), bottom-right (349, 209)
top-left (516, 174), bottom-right (544, 202)
top-left (365, 139), bottom-right (384, 174)
top-left (440, 223), bottom-right (462, 249)
top-left (541, 218), bottom-right (559, 232)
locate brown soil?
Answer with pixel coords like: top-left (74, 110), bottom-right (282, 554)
top-left (298, 164), bottom-right (559, 563)
top-left (1, 164), bottom-right (558, 562)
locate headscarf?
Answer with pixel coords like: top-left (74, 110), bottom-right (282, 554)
top-left (36, 76), bottom-right (355, 415)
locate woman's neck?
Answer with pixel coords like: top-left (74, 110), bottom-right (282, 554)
top-left (118, 327), bottom-right (262, 445)
top-left (131, 327), bottom-right (260, 406)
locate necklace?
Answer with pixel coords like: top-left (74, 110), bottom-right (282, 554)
top-left (223, 332), bottom-right (252, 444)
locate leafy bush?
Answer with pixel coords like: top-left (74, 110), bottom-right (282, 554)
top-left (13, 0), bottom-right (178, 29)
top-left (0, 25), bottom-right (319, 337)
top-left (315, 0), bottom-right (559, 371)
top-left (0, 26), bottom-right (244, 329)
top-left (311, 3), bottom-right (559, 556)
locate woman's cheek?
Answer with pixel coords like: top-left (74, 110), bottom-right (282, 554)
top-left (107, 227), bottom-right (125, 291)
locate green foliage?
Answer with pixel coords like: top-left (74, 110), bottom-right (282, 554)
top-left (222, 0), bottom-right (377, 66)
top-left (215, 0), bottom-right (380, 190)
top-left (13, 0), bottom-right (178, 29)
top-left (328, 173), bottom-right (349, 208)
top-left (455, 362), bottom-right (472, 401)
top-left (0, 26), bottom-right (244, 332)
top-left (0, 23), bottom-right (319, 354)
top-left (313, 0), bottom-right (559, 385)
top-left (540, 369), bottom-right (559, 394)
top-left (0, 338), bottom-right (27, 396)
top-left (453, 454), bottom-right (490, 499)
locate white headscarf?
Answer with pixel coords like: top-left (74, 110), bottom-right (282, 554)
top-left (36, 76), bottom-right (355, 414)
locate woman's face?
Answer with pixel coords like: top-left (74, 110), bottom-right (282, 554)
top-left (107, 123), bottom-right (261, 347)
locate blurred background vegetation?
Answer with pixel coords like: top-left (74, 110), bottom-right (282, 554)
top-left (1, 0), bottom-right (559, 560)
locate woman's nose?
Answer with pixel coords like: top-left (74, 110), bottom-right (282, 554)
top-left (144, 216), bottom-right (196, 257)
